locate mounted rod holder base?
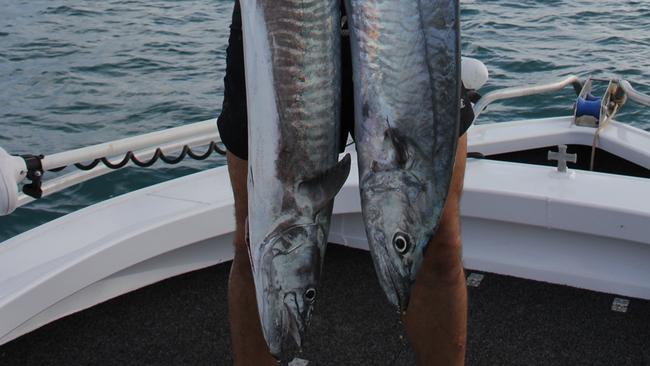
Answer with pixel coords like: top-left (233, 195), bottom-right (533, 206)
top-left (21, 155), bottom-right (45, 200)
top-left (461, 57), bottom-right (489, 91)
top-left (0, 147), bottom-right (28, 216)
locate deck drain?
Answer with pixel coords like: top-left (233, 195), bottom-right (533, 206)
top-left (466, 273), bottom-right (484, 287)
top-left (611, 298), bottom-right (630, 313)
top-left (289, 358), bottom-right (309, 366)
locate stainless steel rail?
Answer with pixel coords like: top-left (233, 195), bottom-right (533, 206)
top-left (0, 119), bottom-right (221, 216)
top-left (472, 75), bottom-right (582, 122)
top-left (42, 119), bottom-right (219, 171)
top-left (619, 80), bottom-right (650, 107)
top-left (473, 76), bottom-right (650, 122)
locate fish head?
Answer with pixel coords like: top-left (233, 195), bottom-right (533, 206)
top-left (360, 168), bottom-right (433, 310)
top-left (253, 154), bottom-right (351, 356)
top-left (258, 222), bottom-right (324, 356)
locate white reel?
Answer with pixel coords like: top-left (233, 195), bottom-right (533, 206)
top-left (0, 147), bottom-right (27, 216)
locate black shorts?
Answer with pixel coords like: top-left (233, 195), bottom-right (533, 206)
top-left (217, 1), bottom-right (474, 161)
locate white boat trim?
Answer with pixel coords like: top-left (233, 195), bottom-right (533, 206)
top-left (469, 116), bottom-right (650, 170)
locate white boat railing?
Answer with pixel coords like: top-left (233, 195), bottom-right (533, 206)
top-left (472, 75), bottom-right (582, 122)
top-left (619, 80), bottom-right (650, 107)
top-left (16, 129), bottom-right (222, 209)
top-left (2, 75), bottom-right (649, 216)
top-left (0, 119), bottom-right (221, 216)
top-left (473, 76), bottom-right (650, 122)
top-left (43, 119), bottom-right (219, 172)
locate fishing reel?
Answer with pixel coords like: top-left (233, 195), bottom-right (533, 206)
top-left (0, 147), bottom-right (28, 216)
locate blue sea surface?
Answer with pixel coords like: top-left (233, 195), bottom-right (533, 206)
top-left (1, 0), bottom-right (649, 242)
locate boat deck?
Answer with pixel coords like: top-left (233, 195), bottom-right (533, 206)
top-left (1, 244), bottom-right (649, 366)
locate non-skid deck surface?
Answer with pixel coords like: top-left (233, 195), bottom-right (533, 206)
top-left (1, 244), bottom-right (649, 365)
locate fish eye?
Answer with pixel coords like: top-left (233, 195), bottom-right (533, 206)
top-left (304, 288), bottom-right (317, 302)
top-left (393, 233), bottom-right (410, 254)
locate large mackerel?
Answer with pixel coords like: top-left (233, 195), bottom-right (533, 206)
top-left (346, 0), bottom-right (461, 309)
top-left (240, 0), bottom-right (350, 356)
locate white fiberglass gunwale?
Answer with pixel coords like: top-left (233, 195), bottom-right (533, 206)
top-left (1, 115), bottom-right (650, 346)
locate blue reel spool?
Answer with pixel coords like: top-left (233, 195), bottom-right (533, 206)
top-left (575, 93), bottom-right (601, 120)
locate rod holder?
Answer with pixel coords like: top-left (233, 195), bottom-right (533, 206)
top-left (0, 147), bottom-right (28, 216)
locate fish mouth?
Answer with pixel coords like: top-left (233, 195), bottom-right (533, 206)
top-left (266, 291), bottom-right (309, 356)
top-left (366, 219), bottom-right (429, 310)
top-left (286, 293), bottom-right (306, 346)
top-left (385, 266), bottom-right (411, 311)
top-left (389, 239), bottom-right (427, 311)
top-left (371, 243), bottom-right (413, 310)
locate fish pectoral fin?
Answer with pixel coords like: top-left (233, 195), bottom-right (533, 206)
top-left (297, 153), bottom-right (351, 212)
top-left (383, 127), bottom-right (415, 170)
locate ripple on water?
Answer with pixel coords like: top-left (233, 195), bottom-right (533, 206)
top-left (70, 64), bottom-right (129, 78)
top-left (7, 40), bottom-right (81, 61)
top-left (41, 6), bottom-right (103, 17)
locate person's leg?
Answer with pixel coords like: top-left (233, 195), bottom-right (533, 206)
top-left (404, 134), bottom-right (468, 366)
top-left (226, 152), bottom-right (277, 365)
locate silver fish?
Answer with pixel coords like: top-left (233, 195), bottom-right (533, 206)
top-left (346, 0), bottom-right (461, 309)
top-left (240, 0), bottom-right (350, 356)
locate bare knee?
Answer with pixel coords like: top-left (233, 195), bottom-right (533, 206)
top-left (419, 232), bottom-right (464, 286)
top-left (449, 333), bottom-right (467, 355)
top-left (417, 137), bottom-right (467, 287)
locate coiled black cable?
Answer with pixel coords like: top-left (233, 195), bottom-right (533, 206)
top-left (48, 141), bottom-right (226, 173)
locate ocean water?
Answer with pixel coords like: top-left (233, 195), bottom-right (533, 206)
top-left (1, 0), bottom-right (649, 242)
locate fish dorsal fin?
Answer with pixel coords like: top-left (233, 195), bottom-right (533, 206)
top-left (297, 153), bottom-right (351, 213)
